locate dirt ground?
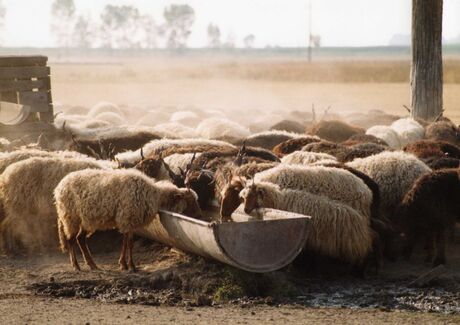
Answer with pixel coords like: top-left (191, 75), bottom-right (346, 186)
top-left (1, 230), bottom-right (459, 324)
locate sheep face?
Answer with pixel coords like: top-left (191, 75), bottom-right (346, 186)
top-left (220, 177), bottom-right (245, 220)
top-left (240, 183), bottom-right (261, 214)
top-left (135, 158), bottom-right (164, 179)
top-left (185, 170), bottom-right (215, 210)
top-left (181, 189), bottom-right (202, 219)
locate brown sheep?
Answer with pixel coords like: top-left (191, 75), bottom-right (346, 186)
top-left (272, 136), bottom-right (321, 157)
top-left (425, 121), bottom-right (460, 147)
top-left (308, 120), bottom-right (365, 142)
top-left (339, 143), bottom-right (389, 162)
top-left (424, 156), bottom-right (460, 170)
top-left (302, 141), bottom-right (351, 161)
top-left (397, 168), bottom-right (460, 266)
top-left (244, 131), bottom-right (300, 150)
top-left (270, 119), bottom-right (306, 134)
top-left (342, 134), bottom-right (389, 146)
top-left (403, 140), bottom-right (460, 160)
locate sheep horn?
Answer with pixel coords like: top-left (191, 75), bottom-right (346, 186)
top-left (86, 145), bottom-right (101, 160)
top-left (115, 158), bottom-right (121, 168)
top-left (62, 120), bottom-right (67, 133)
top-left (54, 111), bottom-right (63, 119)
top-left (403, 105), bottom-right (411, 114)
top-left (140, 147), bottom-right (145, 160)
top-left (434, 109), bottom-right (445, 122)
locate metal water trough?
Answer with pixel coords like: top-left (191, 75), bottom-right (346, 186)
top-left (138, 209), bottom-right (310, 273)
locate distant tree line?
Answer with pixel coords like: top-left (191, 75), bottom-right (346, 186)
top-left (49, 0), bottom-right (257, 49)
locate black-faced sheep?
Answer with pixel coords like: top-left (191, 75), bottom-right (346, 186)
top-left (307, 120), bottom-right (365, 142)
top-left (396, 168), bottom-right (460, 266)
top-left (272, 136), bottom-right (321, 157)
top-left (55, 169), bottom-right (201, 271)
top-left (0, 157), bottom-right (112, 254)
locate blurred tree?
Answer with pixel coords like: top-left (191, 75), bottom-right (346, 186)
top-left (72, 15), bottom-right (94, 49)
top-left (223, 32), bottom-right (236, 49)
top-left (163, 4), bottom-right (195, 49)
top-left (140, 15), bottom-right (159, 49)
top-left (0, 0), bottom-right (5, 45)
top-left (99, 5), bottom-right (145, 49)
top-left (51, 0), bottom-right (76, 48)
top-left (410, 0), bottom-right (443, 121)
top-left (243, 34), bottom-right (255, 49)
top-left (207, 23), bottom-right (221, 48)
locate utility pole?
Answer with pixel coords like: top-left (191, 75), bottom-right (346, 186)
top-left (308, 0), bottom-right (312, 62)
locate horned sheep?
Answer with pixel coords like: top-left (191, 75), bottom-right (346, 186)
top-left (55, 169), bottom-right (201, 271)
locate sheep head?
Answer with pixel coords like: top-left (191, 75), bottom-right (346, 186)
top-left (219, 176), bottom-right (246, 221)
top-left (184, 169), bottom-right (215, 210)
top-left (182, 188), bottom-right (203, 219)
top-left (135, 157), bottom-right (164, 179)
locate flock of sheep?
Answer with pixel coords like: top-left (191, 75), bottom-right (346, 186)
top-left (0, 101), bottom-right (458, 276)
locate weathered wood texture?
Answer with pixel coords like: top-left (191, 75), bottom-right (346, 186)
top-left (0, 56), bottom-right (54, 123)
top-left (410, 0), bottom-right (443, 121)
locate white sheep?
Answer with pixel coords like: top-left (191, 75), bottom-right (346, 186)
top-left (196, 118), bottom-right (250, 140)
top-left (87, 102), bottom-right (124, 118)
top-left (390, 118), bottom-right (425, 147)
top-left (54, 169), bottom-right (201, 271)
top-left (366, 125), bottom-right (402, 149)
top-left (152, 122), bottom-right (199, 139)
top-left (163, 153), bottom-right (203, 175)
top-left (346, 151), bottom-right (431, 219)
top-left (93, 112), bottom-right (124, 126)
top-left (0, 156), bottom-right (111, 254)
top-left (136, 110), bottom-right (171, 127)
top-left (240, 181), bottom-right (373, 263)
top-left (115, 138), bottom-right (235, 165)
top-left (254, 164), bottom-right (373, 218)
top-left (170, 110), bottom-right (201, 127)
top-left (281, 152), bottom-right (337, 166)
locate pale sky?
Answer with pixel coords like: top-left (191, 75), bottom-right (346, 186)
top-left (1, 0), bottom-right (460, 48)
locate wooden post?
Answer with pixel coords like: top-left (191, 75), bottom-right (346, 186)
top-left (410, 0), bottom-right (443, 121)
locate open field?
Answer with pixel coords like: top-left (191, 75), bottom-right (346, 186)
top-left (49, 57), bottom-right (460, 122)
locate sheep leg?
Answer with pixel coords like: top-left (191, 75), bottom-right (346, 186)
top-left (68, 237), bottom-right (81, 271)
top-left (127, 232), bottom-right (137, 272)
top-left (118, 233), bottom-right (128, 270)
top-left (76, 229), bottom-right (98, 270)
top-left (424, 233), bottom-right (435, 263)
top-left (433, 229), bottom-right (447, 267)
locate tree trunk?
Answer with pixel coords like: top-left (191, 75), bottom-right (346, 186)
top-left (410, 0), bottom-right (443, 121)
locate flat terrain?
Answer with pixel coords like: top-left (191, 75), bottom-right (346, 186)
top-left (50, 57), bottom-right (460, 122)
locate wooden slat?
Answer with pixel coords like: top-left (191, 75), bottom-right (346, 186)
top-left (18, 91), bottom-right (50, 113)
top-left (0, 66), bottom-right (50, 79)
top-left (0, 56), bottom-right (48, 67)
top-left (0, 79), bottom-right (46, 92)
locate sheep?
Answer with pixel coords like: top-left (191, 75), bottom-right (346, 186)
top-left (345, 110), bottom-right (400, 129)
top-left (269, 119), bottom-right (306, 134)
top-left (424, 156), bottom-right (460, 170)
top-left (93, 112), bottom-right (124, 126)
top-left (152, 122), bottom-right (199, 139)
top-left (0, 157), bottom-right (112, 254)
top-left (62, 105), bottom-right (90, 116)
top-left (308, 120), bottom-right (365, 142)
top-left (403, 140), bottom-right (460, 160)
top-left (55, 169), bottom-right (201, 271)
top-left (347, 151), bottom-right (431, 220)
top-left (281, 151), bottom-right (337, 166)
top-left (244, 130), bottom-right (303, 150)
top-left (339, 143), bottom-right (389, 162)
top-left (302, 140), bottom-right (351, 161)
top-left (254, 164), bottom-right (373, 218)
top-left (196, 118), bottom-right (250, 140)
top-left (341, 134), bottom-right (389, 147)
top-left (115, 139), bottom-right (235, 166)
top-left (397, 168), bottom-right (460, 266)
top-left (0, 149), bottom-right (89, 174)
top-left (136, 110), bottom-right (170, 127)
top-left (366, 125), bottom-right (402, 149)
top-left (240, 182), bottom-right (373, 264)
top-left (425, 121), bottom-right (460, 147)
top-left (87, 102), bottom-right (124, 118)
top-left (390, 118), bottom-right (425, 147)
top-left (169, 110), bottom-right (201, 127)
top-left (272, 136), bottom-right (321, 157)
